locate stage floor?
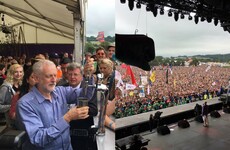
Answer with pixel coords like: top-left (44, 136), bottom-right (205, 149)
top-left (116, 97), bottom-right (221, 129)
top-left (142, 110), bottom-right (230, 150)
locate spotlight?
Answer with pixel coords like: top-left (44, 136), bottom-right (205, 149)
top-left (174, 12), bottom-right (179, 21)
top-left (160, 8), bottom-right (164, 15)
top-left (188, 15), bottom-right (192, 20)
top-left (152, 6), bottom-right (158, 17)
top-left (168, 10), bottom-right (172, 17)
top-left (200, 16), bottom-right (205, 22)
top-left (128, 0), bottom-right (134, 11)
top-left (214, 18), bottom-right (218, 26)
top-left (120, 0), bottom-right (126, 4)
top-left (194, 15), bottom-right (199, 24)
top-left (136, 2), bottom-right (141, 9)
top-left (206, 17), bottom-right (212, 23)
top-left (146, 4), bottom-right (151, 12)
top-left (180, 13), bottom-right (184, 19)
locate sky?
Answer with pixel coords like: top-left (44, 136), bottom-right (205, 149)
top-left (86, 0), bottom-right (115, 37)
top-left (86, 0), bottom-right (230, 57)
top-left (116, 1), bottom-right (230, 57)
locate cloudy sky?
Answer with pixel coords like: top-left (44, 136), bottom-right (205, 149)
top-left (86, 0), bottom-right (115, 37)
top-left (116, 1), bottom-right (230, 57)
top-left (86, 0), bottom-right (230, 57)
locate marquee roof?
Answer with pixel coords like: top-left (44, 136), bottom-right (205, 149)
top-left (0, 0), bottom-right (85, 40)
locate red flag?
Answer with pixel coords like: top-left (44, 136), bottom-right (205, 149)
top-left (96, 31), bottom-right (105, 42)
top-left (126, 65), bottom-right (137, 86)
top-left (120, 63), bottom-right (137, 86)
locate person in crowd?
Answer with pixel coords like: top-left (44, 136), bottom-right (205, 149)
top-left (115, 64), bottom-right (229, 118)
top-left (16, 59), bottom-right (95, 150)
top-left (107, 44), bottom-right (115, 60)
top-left (0, 63), bottom-right (6, 85)
top-left (149, 114), bottom-right (154, 132)
top-left (57, 58), bottom-right (72, 86)
top-left (84, 52), bottom-right (92, 65)
top-left (61, 62), bottom-right (97, 150)
top-left (98, 58), bottom-right (115, 130)
top-left (0, 64), bottom-right (24, 112)
top-left (31, 54), bottom-right (46, 65)
top-left (202, 101), bottom-right (209, 127)
top-left (96, 47), bottom-right (107, 61)
top-left (9, 67), bottom-right (36, 128)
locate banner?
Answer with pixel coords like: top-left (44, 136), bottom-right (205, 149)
top-left (126, 83), bottom-right (136, 90)
top-left (141, 76), bottom-right (148, 86)
top-left (96, 31), bottom-right (105, 42)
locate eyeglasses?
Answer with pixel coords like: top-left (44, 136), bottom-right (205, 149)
top-left (96, 53), bottom-right (105, 56)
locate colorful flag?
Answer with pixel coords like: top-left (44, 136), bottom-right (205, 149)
top-left (96, 31), bottom-right (105, 42)
top-left (166, 69), bottom-right (169, 84)
top-left (126, 83), bottom-right (136, 90)
top-left (121, 64), bottom-right (137, 86)
top-left (149, 71), bottom-right (156, 83)
top-left (147, 84), bottom-right (150, 95)
top-left (141, 76), bottom-right (148, 86)
top-left (174, 79), bottom-right (176, 87)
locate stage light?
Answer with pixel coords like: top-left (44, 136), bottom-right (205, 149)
top-left (120, 0), bottom-right (126, 4)
top-left (128, 0), bottom-right (134, 11)
top-left (206, 17), bottom-right (212, 23)
top-left (146, 4), bottom-right (151, 12)
top-left (136, 2), bottom-right (141, 9)
top-left (180, 13), bottom-right (184, 19)
top-left (168, 10), bottom-right (172, 17)
top-left (160, 8), bottom-right (164, 15)
top-left (200, 16), bottom-right (205, 22)
top-left (214, 18), bottom-right (218, 26)
top-left (152, 6), bottom-right (158, 17)
top-left (188, 15), bottom-right (192, 20)
top-left (194, 15), bottom-right (199, 24)
top-left (174, 12), bottom-right (179, 21)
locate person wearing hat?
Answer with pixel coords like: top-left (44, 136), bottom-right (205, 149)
top-left (57, 58), bottom-right (72, 86)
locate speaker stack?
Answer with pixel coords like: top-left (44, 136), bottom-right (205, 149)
top-left (157, 125), bottom-right (170, 135)
top-left (210, 110), bottom-right (221, 118)
top-left (178, 119), bottom-right (190, 128)
top-left (195, 115), bottom-right (204, 123)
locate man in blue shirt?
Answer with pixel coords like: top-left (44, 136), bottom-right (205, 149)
top-left (16, 59), bottom-right (95, 150)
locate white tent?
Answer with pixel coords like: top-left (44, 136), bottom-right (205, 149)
top-left (0, 0), bottom-right (87, 63)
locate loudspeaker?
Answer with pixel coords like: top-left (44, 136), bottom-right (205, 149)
top-left (116, 34), bottom-right (155, 71)
top-left (223, 107), bottom-right (230, 113)
top-left (210, 111), bottom-right (221, 118)
top-left (178, 119), bottom-right (190, 128)
top-left (195, 115), bottom-right (204, 123)
top-left (157, 125), bottom-right (170, 135)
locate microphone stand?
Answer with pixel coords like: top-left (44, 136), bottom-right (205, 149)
top-left (96, 73), bottom-right (109, 136)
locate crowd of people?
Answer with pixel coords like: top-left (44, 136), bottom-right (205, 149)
top-left (115, 64), bottom-right (230, 118)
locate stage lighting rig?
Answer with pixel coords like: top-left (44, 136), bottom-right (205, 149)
top-left (160, 8), bottom-right (164, 15)
top-left (194, 15), bottom-right (199, 24)
top-left (188, 15), bottom-right (192, 20)
top-left (214, 18), bottom-right (218, 26)
top-left (174, 11), bottom-right (179, 21)
top-left (168, 10), bottom-right (172, 17)
top-left (120, 0), bottom-right (126, 4)
top-left (128, 0), bottom-right (134, 11)
top-left (136, 1), bottom-right (141, 9)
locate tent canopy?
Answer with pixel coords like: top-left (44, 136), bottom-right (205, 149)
top-left (0, 0), bottom-right (84, 40)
